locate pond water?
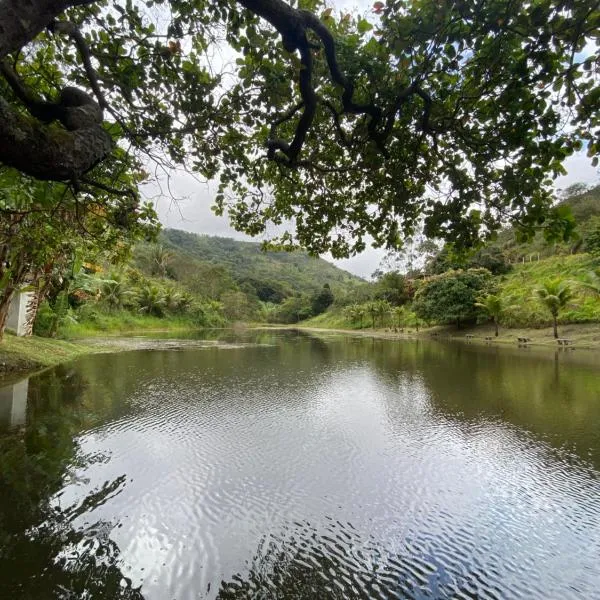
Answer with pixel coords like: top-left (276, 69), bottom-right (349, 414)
top-left (1, 330), bottom-right (600, 599)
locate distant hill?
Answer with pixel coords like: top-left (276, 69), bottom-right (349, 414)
top-left (134, 229), bottom-right (365, 302)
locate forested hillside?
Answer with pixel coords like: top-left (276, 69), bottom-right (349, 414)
top-left (491, 184), bottom-right (600, 262)
top-left (155, 229), bottom-right (364, 297)
top-left (29, 230), bottom-right (365, 337)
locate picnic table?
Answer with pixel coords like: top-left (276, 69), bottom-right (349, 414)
top-left (557, 338), bottom-right (574, 346)
top-left (517, 337), bottom-right (532, 344)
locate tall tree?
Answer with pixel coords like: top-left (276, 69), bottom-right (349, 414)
top-left (0, 0), bottom-right (598, 257)
top-left (413, 268), bottom-right (493, 328)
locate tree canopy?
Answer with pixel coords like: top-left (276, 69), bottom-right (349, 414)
top-left (1, 0), bottom-right (599, 256)
top-left (412, 267), bottom-right (493, 326)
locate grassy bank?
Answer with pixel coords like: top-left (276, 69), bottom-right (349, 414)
top-left (305, 254), bottom-right (600, 335)
top-left (57, 310), bottom-right (204, 338)
top-left (0, 334), bottom-right (105, 379)
top-left (293, 321), bottom-right (600, 349)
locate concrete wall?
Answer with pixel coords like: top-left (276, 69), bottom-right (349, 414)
top-left (6, 290), bottom-right (35, 336)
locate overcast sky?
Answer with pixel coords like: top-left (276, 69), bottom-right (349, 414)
top-left (147, 151), bottom-right (598, 279)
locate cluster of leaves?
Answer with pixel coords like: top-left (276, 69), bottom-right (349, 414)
top-left (217, 0), bottom-right (600, 255)
top-left (1, 0), bottom-right (599, 260)
top-left (412, 268), bottom-right (494, 327)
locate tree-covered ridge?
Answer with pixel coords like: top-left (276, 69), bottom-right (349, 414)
top-left (158, 229), bottom-right (365, 296)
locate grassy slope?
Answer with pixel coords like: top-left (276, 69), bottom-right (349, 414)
top-left (498, 254), bottom-right (600, 327)
top-left (58, 310), bottom-right (202, 338)
top-left (491, 184), bottom-right (600, 260)
top-left (304, 254), bottom-right (600, 339)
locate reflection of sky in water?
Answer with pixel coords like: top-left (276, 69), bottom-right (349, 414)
top-left (39, 339), bottom-right (600, 600)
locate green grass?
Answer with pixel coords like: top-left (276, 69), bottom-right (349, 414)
top-left (303, 310), bottom-right (363, 329)
top-left (58, 309), bottom-right (202, 338)
top-left (498, 254), bottom-right (600, 327)
top-left (0, 333), bottom-right (102, 378)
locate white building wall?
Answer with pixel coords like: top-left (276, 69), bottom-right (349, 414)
top-left (6, 290), bottom-right (35, 336)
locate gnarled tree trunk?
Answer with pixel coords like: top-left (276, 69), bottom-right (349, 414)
top-left (0, 284), bottom-right (15, 341)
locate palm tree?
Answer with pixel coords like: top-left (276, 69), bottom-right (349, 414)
top-left (535, 279), bottom-right (573, 339)
top-left (162, 285), bottom-right (181, 313)
top-left (102, 276), bottom-right (131, 311)
top-left (151, 245), bottom-right (172, 278)
top-left (344, 304), bottom-right (365, 328)
top-left (175, 291), bottom-right (195, 314)
top-left (392, 306), bottom-right (405, 329)
top-left (580, 268), bottom-right (600, 297)
top-left (475, 294), bottom-right (504, 337)
top-left (135, 284), bottom-right (166, 317)
top-left (374, 300), bottom-right (391, 328)
top-left (365, 301), bottom-right (378, 328)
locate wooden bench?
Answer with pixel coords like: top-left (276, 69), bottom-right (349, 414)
top-left (557, 338), bottom-right (574, 346)
top-left (485, 336), bottom-right (493, 341)
top-left (465, 334), bottom-right (475, 339)
top-left (517, 337), bottom-right (532, 344)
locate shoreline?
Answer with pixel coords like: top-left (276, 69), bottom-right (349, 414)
top-left (263, 322), bottom-right (600, 350)
top-left (2, 321), bottom-right (599, 383)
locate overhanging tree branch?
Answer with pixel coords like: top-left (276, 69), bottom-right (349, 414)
top-left (0, 94), bottom-right (112, 180)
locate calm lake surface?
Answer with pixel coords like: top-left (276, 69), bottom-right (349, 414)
top-left (1, 330), bottom-right (600, 599)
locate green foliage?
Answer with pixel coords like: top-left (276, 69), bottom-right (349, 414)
top-left (413, 269), bottom-right (493, 328)
top-left (221, 291), bottom-right (259, 322)
top-left (101, 275), bottom-right (132, 311)
top-left (362, 300), bottom-right (391, 328)
top-left (134, 284), bottom-right (167, 317)
top-left (150, 245), bottom-right (173, 278)
top-left (343, 304), bottom-right (366, 328)
top-left (535, 280), bottom-right (574, 318)
top-left (373, 271), bottom-right (411, 306)
top-left (271, 296), bottom-right (314, 324)
top-left (474, 294), bottom-right (504, 320)
top-left (584, 220), bottom-right (600, 257)
top-left (3, 0), bottom-right (599, 259)
top-left (535, 279), bottom-right (574, 337)
top-left (580, 268), bottom-right (600, 297)
top-left (474, 294), bottom-right (510, 336)
top-left (0, 167), bottom-right (158, 339)
top-left (425, 245), bottom-right (511, 276)
top-left (497, 254), bottom-right (600, 327)
top-left (311, 284), bottom-right (334, 316)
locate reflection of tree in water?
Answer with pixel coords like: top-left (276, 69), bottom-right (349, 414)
top-left (0, 368), bottom-right (143, 599)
